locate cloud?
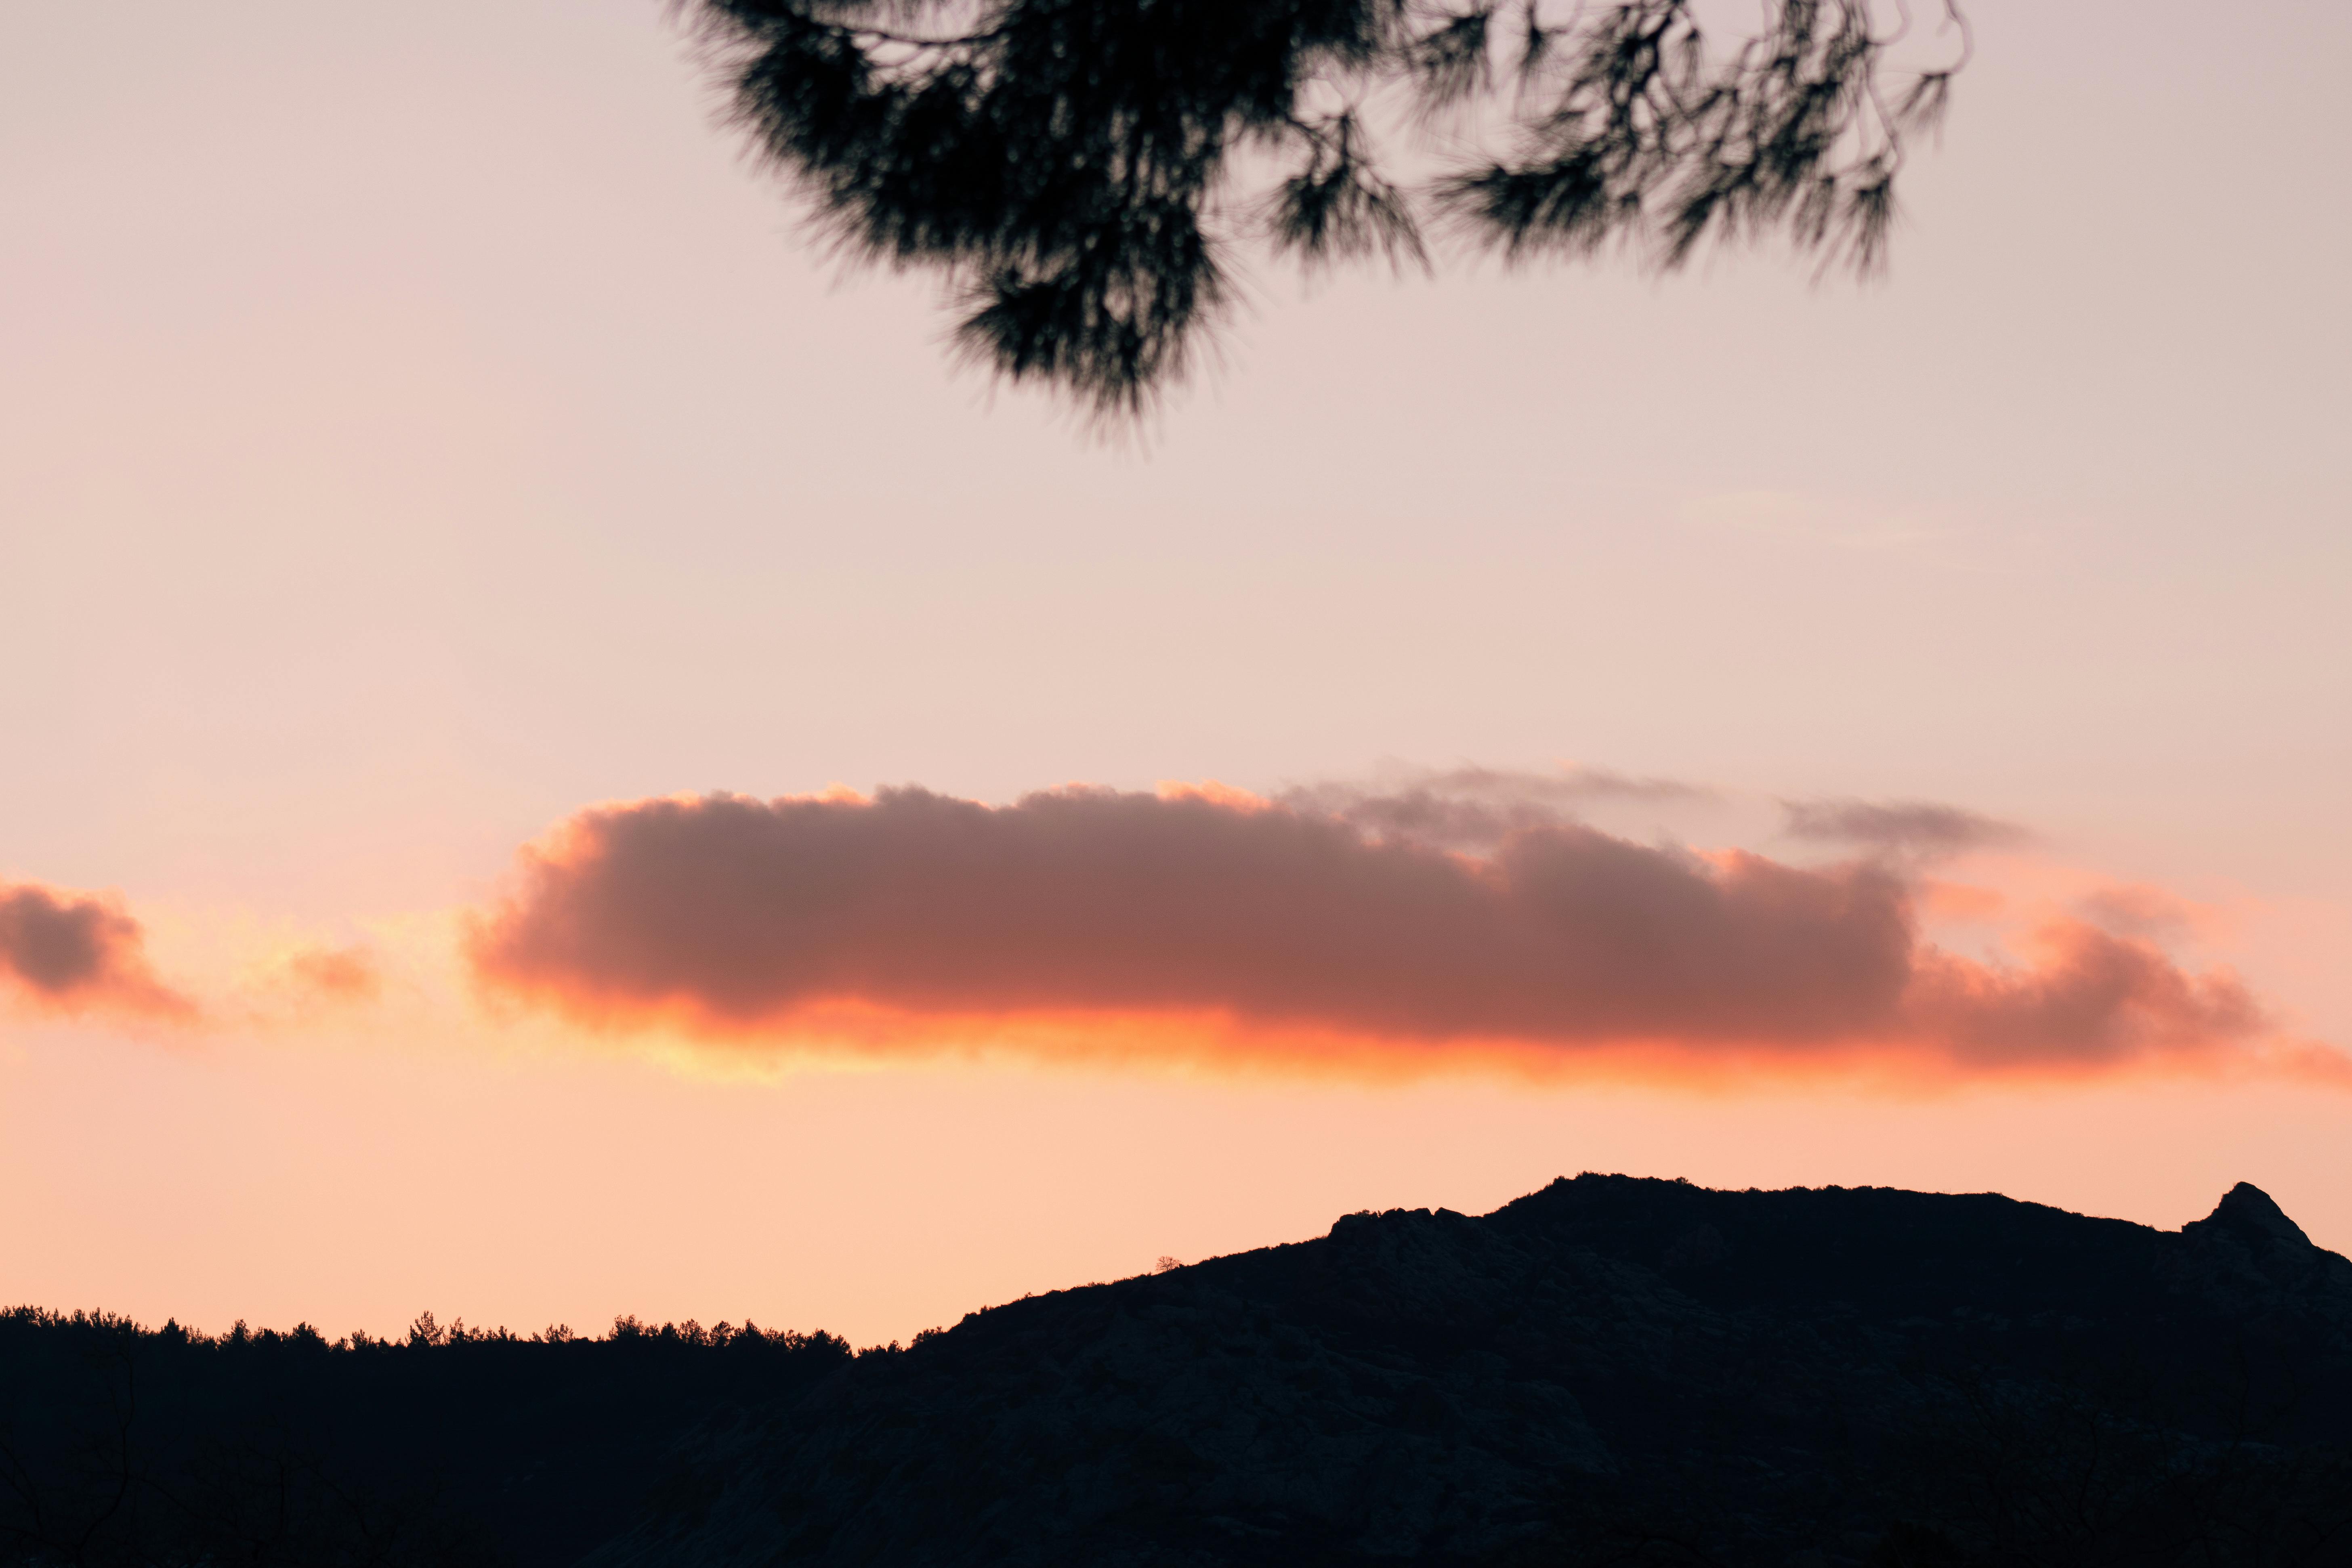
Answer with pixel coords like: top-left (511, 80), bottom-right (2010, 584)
top-left (282, 944), bottom-right (381, 1001)
top-left (0, 880), bottom-right (195, 1022)
top-left (1780, 797), bottom-right (2031, 859)
top-left (466, 785), bottom-right (2281, 1081)
top-left (1277, 765), bottom-right (1715, 852)
top-left (2075, 884), bottom-right (2205, 943)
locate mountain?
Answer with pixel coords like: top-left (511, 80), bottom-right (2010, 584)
top-left (585, 1176), bottom-right (2352, 1568)
top-left (6, 1178), bottom-right (2350, 1568)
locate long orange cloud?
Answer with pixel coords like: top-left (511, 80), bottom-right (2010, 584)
top-left (462, 783), bottom-right (2284, 1081)
top-left (0, 880), bottom-right (194, 1023)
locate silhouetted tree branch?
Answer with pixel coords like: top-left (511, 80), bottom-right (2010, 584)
top-left (681, 0), bottom-right (1971, 415)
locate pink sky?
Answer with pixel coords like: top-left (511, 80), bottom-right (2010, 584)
top-left (3, 0), bottom-right (2348, 1346)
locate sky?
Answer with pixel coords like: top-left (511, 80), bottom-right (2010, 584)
top-left (2, 0), bottom-right (2348, 1347)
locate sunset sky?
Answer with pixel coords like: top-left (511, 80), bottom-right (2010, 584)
top-left (4, 0), bottom-right (2348, 1348)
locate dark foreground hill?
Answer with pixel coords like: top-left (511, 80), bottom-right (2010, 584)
top-left (8, 1178), bottom-right (2352, 1568)
top-left (582, 1177), bottom-right (2352, 1568)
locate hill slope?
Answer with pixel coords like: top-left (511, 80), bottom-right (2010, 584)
top-left (586, 1176), bottom-right (2352, 1568)
top-left (7, 1177), bottom-right (2349, 1567)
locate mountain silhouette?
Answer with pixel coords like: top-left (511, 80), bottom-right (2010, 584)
top-left (7, 1178), bottom-right (2350, 1568)
top-left (585, 1176), bottom-right (2352, 1568)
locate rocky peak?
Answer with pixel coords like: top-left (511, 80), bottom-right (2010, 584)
top-left (2188, 1182), bottom-right (2312, 1249)
top-left (2170, 1182), bottom-right (2352, 1345)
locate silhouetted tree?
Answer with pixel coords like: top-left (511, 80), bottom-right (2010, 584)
top-left (682, 0), bottom-right (1971, 413)
top-left (0, 1308), bottom-right (851, 1568)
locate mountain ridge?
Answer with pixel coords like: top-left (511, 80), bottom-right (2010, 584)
top-left (583, 1175), bottom-right (2352, 1568)
top-left (7, 1176), bottom-right (2348, 1568)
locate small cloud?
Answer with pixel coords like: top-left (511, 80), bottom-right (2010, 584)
top-left (2075, 884), bottom-right (2207, 943)
top-left (1780, 798), bottom-right (2032, 861)
top-left (1407, 764), bottom-right (1713, 805)
top-left (283, 944), bottom-right (381, 1002)
top-left (1917, 880), bottom-right (2010, 923)
top-left (1279, 764), bottom-right (1715, 851)
top-left (0, 879), bottom-right (195, 1023)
